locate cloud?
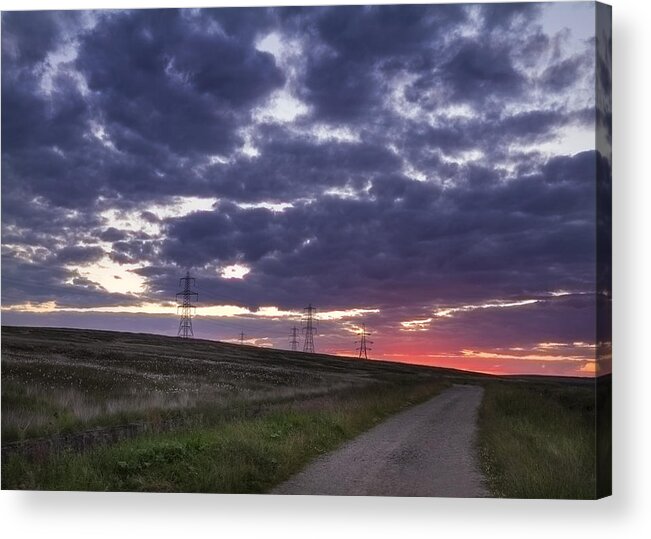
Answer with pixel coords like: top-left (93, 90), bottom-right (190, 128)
top-left (1, 11), bottom-right (71, 65)
top-left (99, 227), bottom-right (128, 242)
top-left (55, 245), bottom-right (105, 264)
top-left (541, 53), bottom-right (590, 91)
top-left (441, 40), bottom-right (526, 105)
top-left (1, 4), bottom-right (604, 376)
top-left (294, 4), bottom-right (467, 121)
top-left (75, 10), bottom-right (284, 155)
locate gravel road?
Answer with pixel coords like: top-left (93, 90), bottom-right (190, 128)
top-left (273, 384), bottom-right (489, 497)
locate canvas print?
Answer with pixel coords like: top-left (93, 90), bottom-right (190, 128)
top-left (1, 2), bottom-right (611, 498)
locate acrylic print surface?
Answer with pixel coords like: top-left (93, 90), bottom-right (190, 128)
top-left (1, 2), bottom-right (611, 498)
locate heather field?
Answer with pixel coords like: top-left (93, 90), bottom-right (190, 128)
top-left (1, 326), bottom-right (607, 496)
top-left (1, 325), bottom-right (468, 444)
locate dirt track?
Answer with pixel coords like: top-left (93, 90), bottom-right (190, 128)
top-left (273, 384), bottom-right (489, 497)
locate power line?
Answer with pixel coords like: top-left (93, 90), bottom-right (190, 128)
top-left (355, 323), bottom-right (373, 359)
top-left (176, 271), bottom-right (198, 339)
top-left (302, 303), bottom-right (316, 353)
top-left (289, 325), bottom-right (299, 351)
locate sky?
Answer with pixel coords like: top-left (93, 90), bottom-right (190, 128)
top-left (1, 2), bottom-right (611, 377)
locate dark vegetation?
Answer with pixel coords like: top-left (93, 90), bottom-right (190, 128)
top-left (2, 325), bottom-right (472, 444)
top-left (2, 381), bottom-right (445, 492)
top-left (2, 326), bottom-right (608, 497)
top-left (2, 325), bottom-right (464, 491)
top-left (477, 377), bottom-right (610, 499)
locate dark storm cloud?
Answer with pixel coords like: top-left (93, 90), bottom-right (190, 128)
top-left (401, 4), bottom-right (591, 118)
top-left (1, 69), bottom-right (89, 162)
top-left (2, 57), bottom-right (106, 209)
top-left (400, 106), bottom-right (592, 163)
top-left (541, 53), bottom-right (590, 91)
top-left (99, 227), bottom-right (128, 242)
top-left (55, 245), bottom-right (105, 265)
top-left (202, 127), bottom-right (402, 202)
top-left (440, 39), bottom-right (526, 104)
top-left (155, 149), bottom-right (596, 314)
top-left (2, 4), bottom-right (592, 211)
top-left (140, 211), bottom-right (161, 224)
top-left (108, 251), bottom-right (136, 265)
top-left (2, 8), bottom-right (285, 213)
top-left (422, 293), bottom-right (596, 351)
top-left (293, 4), bottom-right (467, 121)
top-left (2, 10), bottom-right (67, 64)
top-left (74, 9), bottom-right (284, 156)
top-left (596, 6), bottom-right (612, 149)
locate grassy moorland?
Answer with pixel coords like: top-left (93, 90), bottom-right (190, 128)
top-left (2, 326), bottom-right (609, 496)
top-left (2, 381), bottom-right (445, 492)
top-left (477, 377), bottom-right (610, 499)
top-left (1, 325), bottom-right (462, 491)
top-left (1, 325), bottom-right (466, 444)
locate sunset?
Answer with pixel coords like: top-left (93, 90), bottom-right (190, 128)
top-left (1, 3), bottom-right (610, 377)
top-left (2, 1), bottom-right (611, 499)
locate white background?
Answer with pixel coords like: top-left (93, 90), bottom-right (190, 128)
top-left (1, 0), bottom-right (649, 537)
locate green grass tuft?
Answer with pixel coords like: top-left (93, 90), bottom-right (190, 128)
top-left (2, 381), bottom-right (444, 492)
top-left (477, 381), bottom-right (600, 499)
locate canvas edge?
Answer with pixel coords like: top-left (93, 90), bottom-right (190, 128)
top-left (595, 0), bottom-right (612, 500)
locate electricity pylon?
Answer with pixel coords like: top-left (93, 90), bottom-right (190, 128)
top-left (239, 331), bottom-right (245, 344)
top-left (176, 271), bottom-right (198, 338)
top-left (356, 323), bottom-right (373, 359)
top-left (302, 303), bottom-right (316, 353)
top-left (289, 326), bottom-right (299, 351)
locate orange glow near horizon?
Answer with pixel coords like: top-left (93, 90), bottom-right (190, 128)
top-left (370, 350), bottom-right (604, 378)
top-left (1, 302), bottom-right (608, 378)
top-left (360, 338), bottom-right (606, 378)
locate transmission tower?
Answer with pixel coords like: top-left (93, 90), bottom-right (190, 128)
top-left (176, 271), bottom-right (198, 338)
top-left (302, 303), bottom-right (317, 353)
top-left (239, 331), bottom-right (245, 344)
top-left (355, 323), bottom-right (373, 359)
top-left (289, 326), bottom-right (299, 351)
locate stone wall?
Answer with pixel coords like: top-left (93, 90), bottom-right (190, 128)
top-left (1, 417), bottom-right (188, 462)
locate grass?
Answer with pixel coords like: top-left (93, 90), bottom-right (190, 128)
top-left (1, 325), bottom-right (460, 442)
top-left (477, 380), bottom-right (604, 499)
top-left (596, 375), bottom-right (612, 497)
top-left (2, 381), bottom-right (445, 492)
top-left (3, 326), bottom-right (609, 498)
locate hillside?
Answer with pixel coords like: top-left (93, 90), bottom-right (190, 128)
top-left (1, 325), bottom-right (484, 445)
top-left (1, 326), bottom-right (607, 496)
